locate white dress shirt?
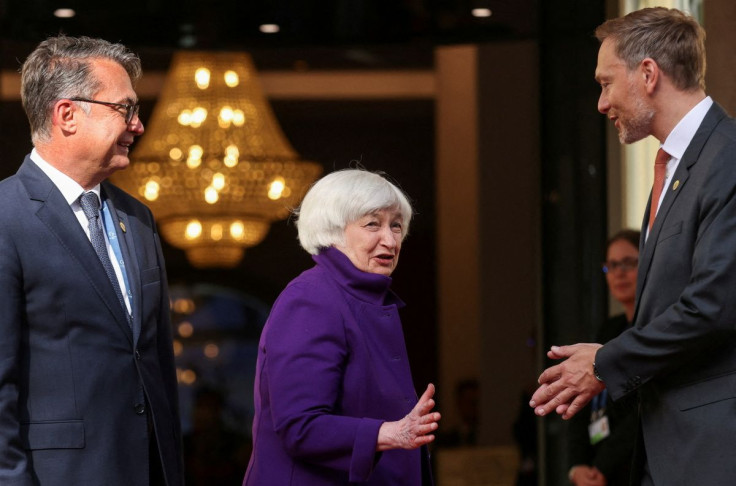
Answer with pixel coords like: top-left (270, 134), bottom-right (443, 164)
top-left (30, 149), bottom-right (131, 313)
top-left (647, 96), bottom-right (713, 240)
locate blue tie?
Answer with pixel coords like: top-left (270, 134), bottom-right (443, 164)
top-left (80, 191), bottom-right (131, 325)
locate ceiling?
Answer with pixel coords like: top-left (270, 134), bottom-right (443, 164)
top-left (0, 0), bottom-right (537, 70)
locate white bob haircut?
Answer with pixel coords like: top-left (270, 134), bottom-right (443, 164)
top-left (295, 169), bottom-right (413, 255)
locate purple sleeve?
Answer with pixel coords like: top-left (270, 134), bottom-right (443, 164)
top-left (263, 281), bottom-right (383, 480)
top-left (349, 418), bottom-right (384, 481)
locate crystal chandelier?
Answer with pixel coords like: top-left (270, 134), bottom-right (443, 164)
top-left (112, 51), bottom-right (322, 268)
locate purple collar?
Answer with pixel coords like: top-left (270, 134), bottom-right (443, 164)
top-left (313, 247), bottom-right (405, 307)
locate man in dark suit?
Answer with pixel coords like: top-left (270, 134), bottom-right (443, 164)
top-left (529, 8), bottom-right (736, 485)
top-left (0, 36), bottom-right (183, 485)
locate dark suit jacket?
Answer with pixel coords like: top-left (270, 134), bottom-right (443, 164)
top-left (0, 157), bottom-right (183, 485)
top-left (596, 103), bottom-right (736, 485)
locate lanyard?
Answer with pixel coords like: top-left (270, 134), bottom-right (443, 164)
top-left (591, 389), bottom-right (608, 411)
top-left (101, 199), bottom-right (133, 311)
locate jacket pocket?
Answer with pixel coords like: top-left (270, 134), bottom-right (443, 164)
top-left (21, 420), bottom-right (85, 450)
top-left (657, 220), bottom-right (683, 243)
top-left (141, 266), bottom-right (161, 286)
top-left (671, 371), bottom-right (736, 411)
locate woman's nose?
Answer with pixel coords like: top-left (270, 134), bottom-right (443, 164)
top-left (379, 226), bottom-right (397, 247)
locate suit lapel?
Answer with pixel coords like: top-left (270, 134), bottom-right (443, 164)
top-left (103, 183), bottom-right (143, 344)
top-left (19, 158), bottom-right (134, 344)
top-left (636, 166), bottom-right (691, 307)
top-left (634, 103), bottom-right (728, 324)
top-left (632, 193), bottom-right (652, 325)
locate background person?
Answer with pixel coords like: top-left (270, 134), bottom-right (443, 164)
top-left (436, 379), bottom-right (479, 448)
top-left (0, 36), bottom-right (182, 485)
top-left (243, 168), bottom-right (440, 485)
top-left (567, 230), bottom-right (639, 486)
top-left (531, 8), bottom-right (736, 485)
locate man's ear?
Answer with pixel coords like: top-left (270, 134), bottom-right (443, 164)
top-left (51, 99), bottom-right (78, 134)
top-left (640, 58), bottom-right (660, 94)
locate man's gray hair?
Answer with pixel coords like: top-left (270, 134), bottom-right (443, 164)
top-left (21, 35), bottom-right (142, 144)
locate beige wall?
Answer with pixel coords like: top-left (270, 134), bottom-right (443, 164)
top-left (704, 0), bottom-right (736, 116)
top-left (434, 45), bottom-right (483, 436)
top-left (435, 42), bottom-right (541, 445)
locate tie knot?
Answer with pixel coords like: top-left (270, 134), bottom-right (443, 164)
top-left (80, 191), bottom-right (101, 220)
top-left (655, 148), bottom-right (670, 166)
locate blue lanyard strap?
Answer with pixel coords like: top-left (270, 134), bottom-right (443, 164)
top-left (591, 389), bottom-right (608, 412)
top-left (101, 199), bottom-right (133, 310)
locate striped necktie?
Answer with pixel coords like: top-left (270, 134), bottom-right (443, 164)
top-left (79, 191), bottom-right (131, 325)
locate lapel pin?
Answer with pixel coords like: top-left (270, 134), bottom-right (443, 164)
top-left (119, 220), bottom-right (127, 233)
top-left (673, 180), bottom-right (680, 190)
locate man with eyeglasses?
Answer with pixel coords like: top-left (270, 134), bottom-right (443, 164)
top-left (0, 35), bottom-right (183, 485)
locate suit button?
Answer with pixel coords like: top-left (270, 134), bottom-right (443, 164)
top-left (135, 349), bottom-right (142, 360)
top-left (135, 403), bottom-right (146, 415)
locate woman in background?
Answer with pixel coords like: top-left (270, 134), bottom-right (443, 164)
top-left (567, 229), bottom-right (640, 486)
top-left (243, 169), bottom-right (440, 485)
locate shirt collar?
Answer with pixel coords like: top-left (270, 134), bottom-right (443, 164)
top-left (30, 148), bottom-right (102, 205)
top-left (661, 96), bottom-right (713, 160)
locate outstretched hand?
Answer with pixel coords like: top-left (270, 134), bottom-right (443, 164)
top-left (529, 343), bottom-right (605, 420)
top-left (377, 383), bottom-right (441, 451)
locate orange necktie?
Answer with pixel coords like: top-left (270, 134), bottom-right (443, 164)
top-left (649, 148), bottom-right (670, 232)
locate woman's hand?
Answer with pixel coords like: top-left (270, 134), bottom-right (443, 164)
top-left (376, 383), bottom-right (441, 451)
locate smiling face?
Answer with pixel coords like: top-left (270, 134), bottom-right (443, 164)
top-left (595, 39), bottom-right (655, 144)
top-left (75, 58), bottom-right (144, 183)
top-left (334, 208), bottom-right (404, 276)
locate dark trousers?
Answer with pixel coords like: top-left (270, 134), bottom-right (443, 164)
top-left (149, 429), bottom-right (166, 485)
top-left (640, 461), bottom-right (654, 486)
top-left (148, 407), bottom-right (166, 486)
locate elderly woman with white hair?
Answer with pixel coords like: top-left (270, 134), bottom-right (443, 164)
top-left (243, 169), bottom-right (440, 485)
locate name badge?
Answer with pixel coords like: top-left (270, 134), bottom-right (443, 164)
top-left (588, 415), bottom-right (610, 445)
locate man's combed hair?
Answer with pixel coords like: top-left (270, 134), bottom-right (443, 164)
top-left (595, 7), bottom-right (706, 91)
top-left (20, 35), bottom-right (142, 144)
top-left (295, 169), bottom-right (413, 255)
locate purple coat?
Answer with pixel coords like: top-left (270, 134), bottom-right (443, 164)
top-left (243, 247), bottom-right (432, 485)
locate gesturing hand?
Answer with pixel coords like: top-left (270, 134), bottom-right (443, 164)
top-left (529, 343), bottom-right (605, 419)
top-left (377, 383), bottom-right (441, 451)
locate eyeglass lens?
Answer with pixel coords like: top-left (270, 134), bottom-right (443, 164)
top-left (602, 257), bottom-right (638, 273)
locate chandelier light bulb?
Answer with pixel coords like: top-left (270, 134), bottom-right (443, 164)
top-left (224, 70), bottom-right (239, 87)
top-left (194, 68), bottom-right (211, 89)
top-left (111, 51), bottom-right (322, 267)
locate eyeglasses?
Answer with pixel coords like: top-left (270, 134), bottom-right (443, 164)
top-left (602, 257), bottom-right (638, 274)
top-left (69, 97), bottom-right (140, 124)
